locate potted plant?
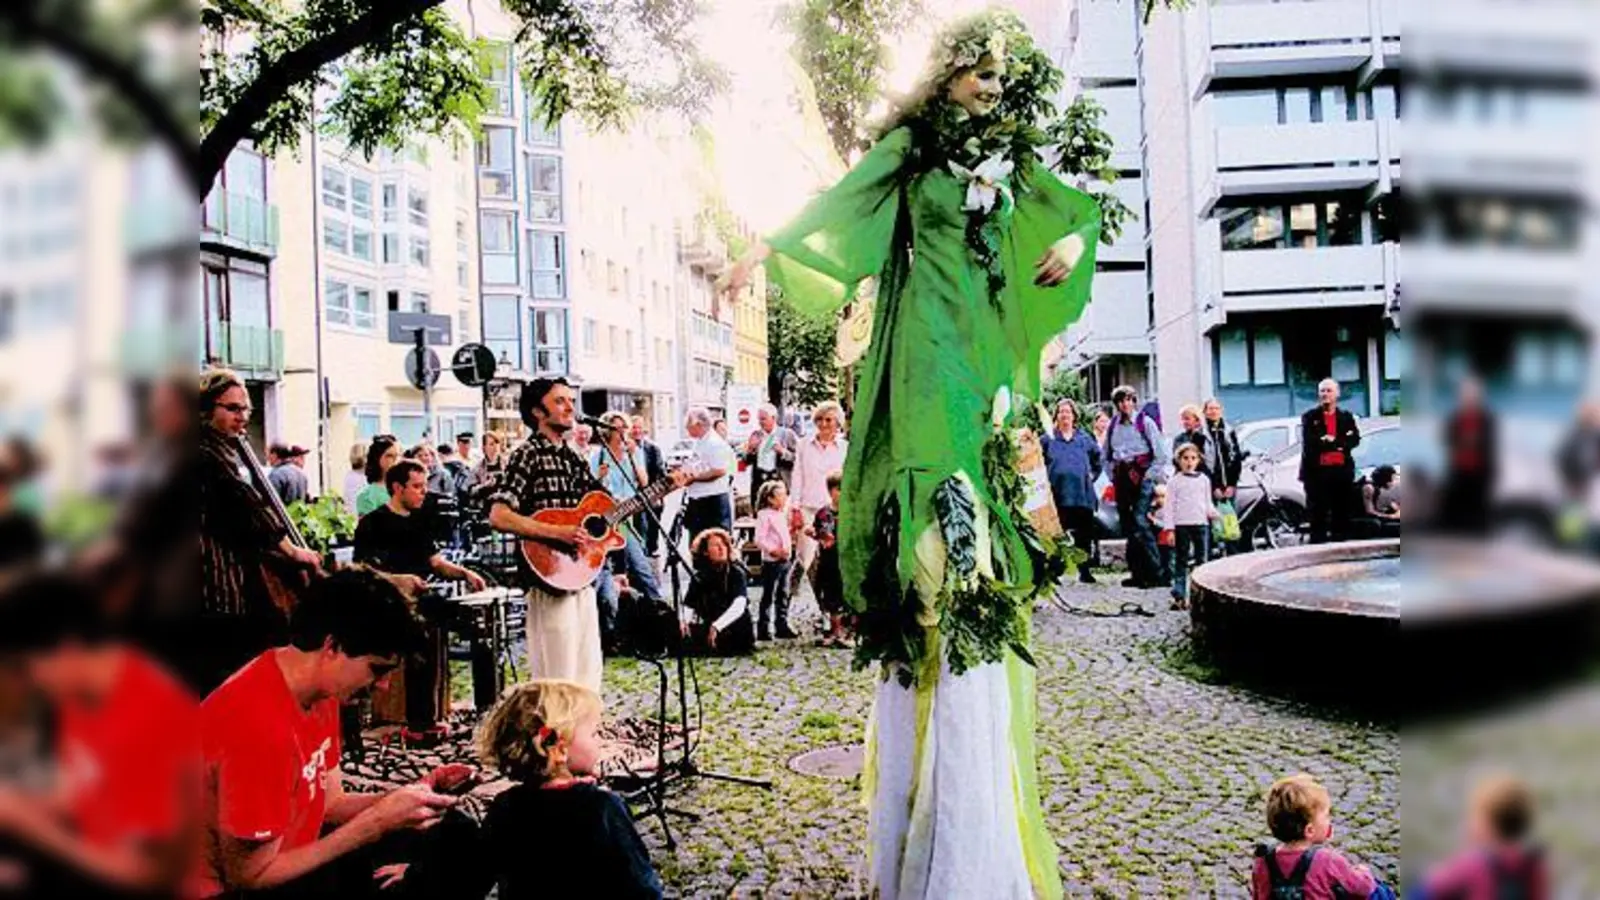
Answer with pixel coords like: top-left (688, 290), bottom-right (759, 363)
top-left (286, 495), bottom-right (357, 565)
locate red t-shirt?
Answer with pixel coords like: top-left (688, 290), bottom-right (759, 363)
top-left (55, 650), bottom-right (200, 849)
top-left (1318, 411), bottom-right (1346, 467)
top-left (196, 651), bottom-right (341, 896)
top-left (1250, 845), bottom-right (1376, 899)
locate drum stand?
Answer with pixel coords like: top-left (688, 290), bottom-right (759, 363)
top-left (593, 436), bottom-right (772, 850)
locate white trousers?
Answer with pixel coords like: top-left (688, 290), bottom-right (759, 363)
top-left (523, 584), bottom-right (603, 696)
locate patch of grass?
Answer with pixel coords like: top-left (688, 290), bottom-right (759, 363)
top-left (800, 711), bottom-right (841, 731)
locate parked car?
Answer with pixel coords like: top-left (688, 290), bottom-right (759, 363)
top-left (1404, 412), bottom-right (1566, 545)
top-left (1235, 416), bottom-right (1301, 461)
top-left (1228, 415), bottom-right (1403, 545)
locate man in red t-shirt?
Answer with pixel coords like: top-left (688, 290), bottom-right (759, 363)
top-left (198, 567), bottom-right (478, 898)
top-left (0, 570), bottom-right (200, 898)
top-left (1298, 378), bottom-right (1362, 544)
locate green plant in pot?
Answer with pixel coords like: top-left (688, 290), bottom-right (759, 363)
top-left (286, 495), bottom-right (356, 561)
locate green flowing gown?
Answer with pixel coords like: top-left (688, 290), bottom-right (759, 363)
top-left (764, 125), bottom-right (1100, 897)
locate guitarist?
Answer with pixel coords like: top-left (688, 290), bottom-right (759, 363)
top-left (485, 377), bottom-right (617, 694)
top-left (197, 368), bottom-right (322, 694)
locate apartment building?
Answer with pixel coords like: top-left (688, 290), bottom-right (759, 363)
top-left (1068, 0), bottom-right (1401, 421)
top-left (1053, 0), bottom-right (1154, 401)
top-left (1407, 0), bottom-right (1598, 417)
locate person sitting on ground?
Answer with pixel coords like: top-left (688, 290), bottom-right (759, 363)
top-left (811, 472), bottom-right (850, 648)
top-left (677, 529), bottom-right (755, 656)
top-left (1413, 773), bottom-right (1547, 900)
top-left (1352, 465), bottom-right (1402, 540)
top-left (197, 567), bottom-right (481, 898)
top-left (1252, 773), bottom-right (1395, 900)
top-left (753, 480), bottom-right (796, 641)
top-left (470, 679), bottom-right (661, 900)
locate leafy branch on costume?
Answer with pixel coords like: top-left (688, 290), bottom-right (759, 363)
top-left (1049, 95), bottom-right (1134, 246)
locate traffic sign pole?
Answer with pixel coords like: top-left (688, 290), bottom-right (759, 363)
top-left (415, 327), bottom-right (433, 441)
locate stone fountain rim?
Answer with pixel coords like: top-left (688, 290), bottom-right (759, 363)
top-left (1191, 538), bottom-right (1400, 620)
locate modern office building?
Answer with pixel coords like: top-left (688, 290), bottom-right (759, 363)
top-left (1406, 0), bottom-right (1597, 417)
top-left (1067, 0), bottom-right (1401, 421)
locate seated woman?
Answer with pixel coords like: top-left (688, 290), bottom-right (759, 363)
top-left (677, 529), bottom-right (755, 656)
top-left (1352, 464), bottom-right (1402, 539)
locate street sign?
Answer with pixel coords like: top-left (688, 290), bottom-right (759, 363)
top-left (726, 383), bottom-right (766, 445)
top-left (388, 311), bottom-right (453, 346)
top-left (452, 343), bottom-right (498, 388)
top-left (404, 347), bottom-right (442, 389)
top-left (738, 409), bottom-right (751, 425)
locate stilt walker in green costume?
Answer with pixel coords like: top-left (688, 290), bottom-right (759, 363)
top-left (722, 10), bottom-right (1100, 897)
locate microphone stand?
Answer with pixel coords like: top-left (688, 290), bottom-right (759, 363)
top-left (590, 426), bottom-right (771, 850)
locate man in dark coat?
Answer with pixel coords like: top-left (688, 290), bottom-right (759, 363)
top-left (1299, 378), bottom-right (1362, 544)
top-left (631, 414), bottom-right (668, 556)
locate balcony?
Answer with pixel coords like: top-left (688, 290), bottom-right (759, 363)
top-left (1406, 122), bottom-right (1586, 196)
top-left (1218, 244), bottom-right (1391, 313)
top-left (1403, 244), bottom-right (1585, 315)
top-left (202, 321), bottom-right (285, 381)
top-left (1198, 0), bottom-right (1397, 83)
top-left (116, 326), bottom-right (193, 377)
top-left (676, 220), bottom-right (728, 277)
top-left (201, 189), bottom-right (279, 259)
top-left (1215, 121), bottom-right (1385, 196)
top-left (124, 195), bottom-right (197, 256)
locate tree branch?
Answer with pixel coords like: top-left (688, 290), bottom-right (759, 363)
top-left (0, 8), bottom-right (196, 195)
top-left (196, 0), bottom-right (442, 195)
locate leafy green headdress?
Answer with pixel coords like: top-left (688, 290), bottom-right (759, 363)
top-left (880, 8), bottom-right (1064, 169)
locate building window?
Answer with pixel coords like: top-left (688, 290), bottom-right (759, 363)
top-left (407, 188), bottom-right (428, 227)
top-left (478, 126), bottom-right (516, 199)
top-left (350, 178), bottom-right (373, 220)
top-left (409, 291), bottom-right (430, 313)
top-left (1215, 324), bottom-right (1286, 387)
top-left (480, 210), bottom-right (518, 284)
top-left (322, 220), bottom-right (349, 255)
top-left (528, 155), bottom-right (562, 222)
top-left (484, 294), bottom-right (521, 369)
top-left (529, 230), bottom-right (564, 298)
top-left (381, 182), bottom-right (399, 223)
top-left (607, 324), bottom-right (618, 357)
top-left (482, 42), bottom-right (513, 116)
top-left (391, 410), bottom-right (428, 446)
top-left (409, 236), bottom-right (430, 268)
top-left (1212, 89), bottom-right (1279, 127)
top-left (1219, 195), bottom-right (1367, 251)
top-left (533, 308), bottom-right (568, 374)
top-left (527, 111), bottom-right (560, 147)
top-left (321, 167), bottom-right (347, 212)
top-left (382, 232), bottom-right (400, 264)
top-left (458, 261), bottom-right (470, 288)
top-left (325, 279), bottom-right (375, 330)
top-left (354, 406), bottom-right (381, 441)
top-left (583, 318), bottom-right (597, 352)
top-left (351, 226), bottom-right (373, 261)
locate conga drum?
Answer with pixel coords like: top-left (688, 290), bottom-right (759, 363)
top-left (371, 590), bottom-right (450, 728)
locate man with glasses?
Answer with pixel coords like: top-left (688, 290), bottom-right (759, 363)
top-left (197, 568), bottom-right (481, 898)
top-left (1103, 385), bottom-right (1167, 588)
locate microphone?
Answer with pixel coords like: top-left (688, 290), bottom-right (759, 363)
top-left (577, 414), bottom-right (623, 431)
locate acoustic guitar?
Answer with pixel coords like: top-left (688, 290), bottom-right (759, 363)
top-left (520, 472), bottom-right (688, 593)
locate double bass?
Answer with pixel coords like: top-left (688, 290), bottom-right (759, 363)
top-left (234, 436), bottom-right (319, 614)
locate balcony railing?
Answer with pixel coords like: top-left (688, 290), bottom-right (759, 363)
top-left (202, 321), bottom-right (285, 380)
top-left (124, 196), bottom-right (197, 255)
top-left (118, 326), bottom-right (198, 377)
top-left (201, 189), bottom-right (280, 258)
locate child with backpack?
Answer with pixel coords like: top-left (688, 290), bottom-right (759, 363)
top-left (1412, 774), bottom-right (1547, 900)
top-left (1252, 773), bottom-right (1396, 899)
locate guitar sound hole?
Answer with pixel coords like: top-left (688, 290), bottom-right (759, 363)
top-left (583, 516), bottom-right (608, 539)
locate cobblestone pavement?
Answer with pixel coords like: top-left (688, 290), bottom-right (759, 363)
top-left (1402, 679), bottom-right (1600, 896)
top-left (596, 578), bottom-right (1399, 898)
